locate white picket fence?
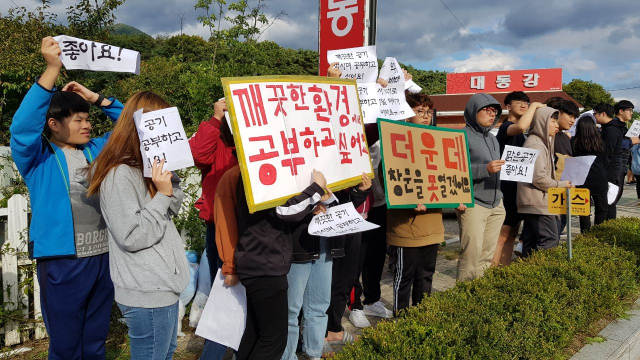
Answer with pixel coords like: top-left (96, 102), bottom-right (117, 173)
top-left (0, 194), bottom-right (47, 346)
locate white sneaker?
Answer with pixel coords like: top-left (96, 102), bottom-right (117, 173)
top-left (514, 242), bottom-right (523, 257)
top-left (349, 309), bottom-right (371, 328)
top-left (363, 301), bottom-right (393, 319)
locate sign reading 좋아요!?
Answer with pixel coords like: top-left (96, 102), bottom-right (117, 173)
top-left (222, 75), bottom-right (374, 213)
top-left (378, 119), bottom-right (474, 209)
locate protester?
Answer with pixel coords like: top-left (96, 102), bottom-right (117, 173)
top-left (383, 93), bottom-right (444, 315)
top-left (493, 91), bottom-right (542, 266)
top-left (516, 107), bottom-right (572, 257)
top-left (10, 37), bottom-right (123, 359)
top-left (87, 91), bottom-right (189, 360)
top-left (571, 119), bottom-right (608, 232)
top-left (456, 94), bottom-right (506, 281)
top-left (596, 103), bottom-right (628, 220)
top-left (631, 144), bottom-right (640, 204)
top-left (609, 100), bottom-right (639, 211)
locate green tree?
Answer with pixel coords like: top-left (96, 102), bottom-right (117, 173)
top-left (563, 79), bottom-right (615, 110)
top-left (195, 0), bottom-right (226, 69)
top-left (66, 0), bottom-right (125, 40)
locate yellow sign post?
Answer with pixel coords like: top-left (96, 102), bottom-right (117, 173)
top-left (547, 187), bottom-right (590, 260)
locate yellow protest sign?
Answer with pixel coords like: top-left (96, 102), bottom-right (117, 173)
top-left (547, 188), bottom-right (591, 216)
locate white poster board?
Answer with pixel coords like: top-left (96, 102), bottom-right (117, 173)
top-left (308, 202), bottom-right (379, 237)
top-left (53, 35), bottom-right (140, 74)
top-left (377, 57), bottom-right (415, 120)
top-left (500, 145), bottom-right (540, 183)
top-left (133, 107), bottom-right (195, 177)
top-left (327, 46), bottom-right (378, 83)
top-left (626, 120), bottom-right (640, 138)
top-left (560, 156), bottom-right (596, 186)
top-left (195, 269), bottom-right (247, 351)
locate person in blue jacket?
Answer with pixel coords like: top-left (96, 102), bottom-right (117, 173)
top-left (9, 37), bottom-right (124, 360)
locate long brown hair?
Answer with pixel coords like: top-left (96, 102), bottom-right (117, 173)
top-left (87, 91), bottom-right (171, 197)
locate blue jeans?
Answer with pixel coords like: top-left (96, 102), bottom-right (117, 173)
top-left (200, 339), bottom-right (228, 360)
top-left (117, 301), bottom-right (179, 360)
top-left (282, 240), bottom-right (333, 359)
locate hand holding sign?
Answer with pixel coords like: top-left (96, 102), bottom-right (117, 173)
top-left (500, 146), bottom-right (540, 183)
top-left (41, 36), bottom-right (62, 69)
top-left (487, 160), bottom-right (506, 174)
top-left (152, 159), bottom-right (173, 197)
top-left (53, 35), bottom-right (141, 75)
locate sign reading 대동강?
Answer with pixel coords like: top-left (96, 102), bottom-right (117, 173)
top-left (222, 75), bottom-right (374, 213)
top-left (446, 68), bottom-right (562, 94)
top-left (54, 35), bottom-right (140, 74)
top-left (378, 119), bottom-right (474, 208)
top-left (133, 107), bottom-right (194, 177)
top-left (500, 145), bottom-right (540, 183)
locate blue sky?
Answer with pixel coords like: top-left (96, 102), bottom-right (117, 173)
top-left (5, 0), bottom-right (640, 104)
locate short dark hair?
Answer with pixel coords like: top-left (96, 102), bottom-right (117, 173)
top-left (546, 99), bottom-right (580, 118)
top-left (593, 103), bottom-right (614, 118)
top-left (551, 111), bottom-right (559, 120)
top-left (406, 93), bottom-right (434, 109)
top-left (614, 100), bottom-right (634, 116)
top-left (543, 97), bottom-right (564, 108)
top-left (504, 91), bottom-right (530, 106)
top-left (45, 91), bottom-right (90, 134)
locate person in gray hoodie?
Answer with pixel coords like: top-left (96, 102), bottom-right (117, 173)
top-left (456, 93), bottom-right (506, 281)
top-left (87, 91), bottom-right (190, 360)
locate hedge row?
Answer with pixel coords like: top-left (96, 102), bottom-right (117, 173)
top-left (336, 218), bottom-right (640, 360)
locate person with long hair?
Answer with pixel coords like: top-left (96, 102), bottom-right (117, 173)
top-left (88, 91), bottom-right (190, 360)
top-left (572, 118), bottom-right (608, 232)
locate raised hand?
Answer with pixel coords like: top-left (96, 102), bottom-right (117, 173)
top-left (358, 172), bottom-right (372, 191)
top-left (327, 62), bottom-right (342, 78)
top-left (312, 168), bottom-right (327, 189)
top-left (63, 81), bottom-right (98, 102)
top-left (152, 159), bottom-right (173, 197)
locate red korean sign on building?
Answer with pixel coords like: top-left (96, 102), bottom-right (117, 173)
top-left (318, 0), bottom-right (366, 76)
top-left (446, 68), bottom-right (563, 94)
top-left (222, 75), bottom-right (374, 213)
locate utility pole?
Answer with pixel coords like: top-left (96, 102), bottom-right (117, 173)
top-left (172, 10), bottom-right (186, 36)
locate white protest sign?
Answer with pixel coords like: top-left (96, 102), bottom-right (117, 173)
top-left (223, 76), bottom-right (374, 213)
top-left (53, 35), bottom-right (140, 74)
top-left (376, 57), bottom-right (415, 120)
top-left (607, 182), bottom-right (619, 205)
top-left (134, 107), bottom-right (195, 177)
top-left (308, 202), bottom-right (379, 237)
top-left (500, 145), bottom-right (540, 183)
top-left (195, 269), bottom-right (247, 351)
top-left (405, 79), bottom-right (422, 94)
top-left (358, 83), bottom-right (380, 124)
top-left (327, 46), bottom-right (378, 84)
top-left (560, 156), bottom-right (596, 186)
top-left (626, 120), bottom-right (640, 138)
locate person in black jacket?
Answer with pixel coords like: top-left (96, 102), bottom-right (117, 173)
top-left (572, 118), bottom-right (608, 232)
top-left (611, 100), bottom-right (639, 207)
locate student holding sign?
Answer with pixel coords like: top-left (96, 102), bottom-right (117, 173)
top-left (10, 37), bottom-right (124, 359)
top-left (456, 94), bottom-right (506, 281)
top-left (516, 108), bottom-right (573, 257)
top-left (88, 92), bottom-right (190, 360)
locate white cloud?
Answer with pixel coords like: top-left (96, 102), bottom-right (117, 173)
top-left (442, 49), bottom-right (523, 73)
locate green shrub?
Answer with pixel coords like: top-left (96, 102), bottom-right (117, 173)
top-left (587, 217), bottom-right (640, 261)
top-left (336, 235), bottom-right (640, 360)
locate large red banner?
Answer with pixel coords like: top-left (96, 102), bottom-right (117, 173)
top-left (318, 0), bottom-right (366, 76)
top-left (446, 68), bottom-right (563, 94)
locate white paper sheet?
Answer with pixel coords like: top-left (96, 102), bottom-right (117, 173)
top-left (195, 269), bottom-right (247, 351)
top-left (357, 83), bottom-right (380, 124)
top-left (53, 35), bottom-right (140, 74)
top-left (404, 79), bottom-right (422, 94)
top-left (608, 182), bottom-right (619, 205)
top-left (327, 46), bottom-right (378, 84)
top-left (308, 203), bottom-right (379, 237)
top-left (499, 145), bottom-right (540, 183)
top-left (376, 57), bottom-right (415, 120)
top-left (560, 156), bottom-right (596, 186)
top-left (134, 107), bottom-right (195, 177)
top-left (626, 120), bottom-right (640, 138)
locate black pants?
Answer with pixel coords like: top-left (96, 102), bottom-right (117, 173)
top-left (608, 171), bottom-right (626, 220)
top-left (205, 223), bottom-right (223, 281)
top-left (521, 214), bottom-right (559, 258)
top-left (580, 193), bottom-right (608, 232)
top-left (393, 244), bottom-right (438, 315)
top-left (326, 233), bottom-right (361, 333)
top-left (237, 275), bottom-right (288, 360)
top-left (636, 178), bottom-right (640, 199)
top-left (350, 205), bottom-right (387, 310)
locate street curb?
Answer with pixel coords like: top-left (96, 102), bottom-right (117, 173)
top-left (572, 298), bottom-right (640, 360)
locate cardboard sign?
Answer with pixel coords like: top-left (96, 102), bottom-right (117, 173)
top-left (547, 188), bottom-right (591, 216)
top-left (446, 68), bottom-right (563, 94)
top-left (318, 0), bottom-right (366, 76)
top-left (133, 107), bottom-right (195, 177)
top-left (500, 145), bottom-right (540, 183)
top-left (308, 202), bottom-right (379, 237)
top-left (327, 45), bottom-right (378, 83)
top-left (378, 119), bottom-right (474, 208)
top-left (222, 75), bottom-right (374, 213)
top-left (54, 35), bottom-right (140, 74)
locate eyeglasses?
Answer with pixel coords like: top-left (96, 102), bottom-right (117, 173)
top-left (415, 109), bottom-right (434, 117)
top-left (479, 107), bottom-right (498, 115)
top-left (624, 108), bottom-right (634, 113)
top-left (511, 100), bottom-right (530, 107)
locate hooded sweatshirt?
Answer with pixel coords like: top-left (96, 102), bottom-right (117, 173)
top-left (462, 93), bottom-right (503, 209)
top-left (601, 118), bottom-right (626, 183)
top-left (517, 107), bottom-right (571, 215)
